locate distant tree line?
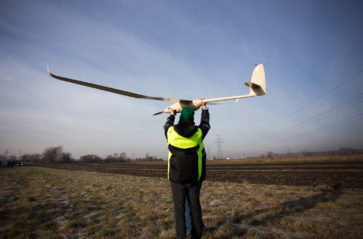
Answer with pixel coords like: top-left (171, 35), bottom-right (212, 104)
top-left (257, 147), bottom-right (363, 159)
top-left (1, 146), bottom-right (163, 165)
top-left (3, 146), bottom-right (361, 165)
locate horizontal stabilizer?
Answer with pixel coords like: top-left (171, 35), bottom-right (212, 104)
top-left (244, 81), bottom-right (265, 96)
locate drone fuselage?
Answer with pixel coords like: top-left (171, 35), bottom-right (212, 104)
top-left (164, 100), bottom-right (203, 113)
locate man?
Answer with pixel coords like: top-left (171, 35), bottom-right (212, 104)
top-left (164, 103), bottom-right (210, 239)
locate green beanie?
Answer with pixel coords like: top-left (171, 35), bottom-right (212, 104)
top-left (180, 107), bottom-right (194, 121)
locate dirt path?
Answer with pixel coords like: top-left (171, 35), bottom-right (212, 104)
top-left (39, 160), bottom-right (363, 188)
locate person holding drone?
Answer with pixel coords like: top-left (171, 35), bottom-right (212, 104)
top-left (164, 102), bottom-right (210, 239)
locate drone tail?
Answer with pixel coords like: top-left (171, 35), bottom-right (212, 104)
top-left (244, 64), bottom-right (266, 96)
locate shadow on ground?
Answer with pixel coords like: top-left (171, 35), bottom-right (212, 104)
top-left (205, 186), bottom-right (342, 237)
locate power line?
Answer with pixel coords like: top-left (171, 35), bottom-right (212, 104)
top-left (259, 101), bottom-right (363, 147)
top-left (242, 68), bottom-right (363, 150)
top-left (271, 91), bottom-right (363, 137)
top-left (268, 68), bottom-right (363, 130)
top-left (294, 112), bottom-right (363, 140)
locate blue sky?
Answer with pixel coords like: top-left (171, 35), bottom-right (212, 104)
top-left (1, 0), bottom-right (362, 159)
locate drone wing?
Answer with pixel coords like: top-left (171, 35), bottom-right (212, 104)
top-left (203, 64), bottom-right (266, 103)
top-left (47, 65), bottom-right (192, 104)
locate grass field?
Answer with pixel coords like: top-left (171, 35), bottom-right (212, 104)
top-left (1, 167), bottom-right (362, 238)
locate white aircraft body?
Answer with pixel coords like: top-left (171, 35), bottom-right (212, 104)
top-left (47, 64), bottom-right (266, 115)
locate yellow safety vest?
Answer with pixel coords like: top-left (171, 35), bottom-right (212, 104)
top-left (167, 126), bottom-right (204, 182)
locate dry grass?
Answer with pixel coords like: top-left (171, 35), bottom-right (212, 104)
top-left (0, 167), bottom-right (362, 238)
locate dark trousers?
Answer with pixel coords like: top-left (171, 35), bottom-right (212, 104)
top-left (171, 181), bottom-right (203, 239)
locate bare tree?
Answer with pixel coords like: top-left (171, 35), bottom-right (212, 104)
top-left (42, 146), bottom-right (64, 163)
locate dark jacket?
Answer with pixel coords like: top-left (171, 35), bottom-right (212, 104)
top-left (164, 109), bottom-right (210, 183)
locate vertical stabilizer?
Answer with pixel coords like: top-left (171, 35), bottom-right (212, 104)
top-left (244, 64), bottom-right (266, 96)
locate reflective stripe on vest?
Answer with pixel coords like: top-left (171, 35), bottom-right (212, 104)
top-left (167, 126), bottom-right (204, 181)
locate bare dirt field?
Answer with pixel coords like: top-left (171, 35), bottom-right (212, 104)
top-left (40, 155), bottom-right (363, 188)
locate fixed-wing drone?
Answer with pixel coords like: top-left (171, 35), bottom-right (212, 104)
top-left (47, 64), bottom-right (266, 115)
